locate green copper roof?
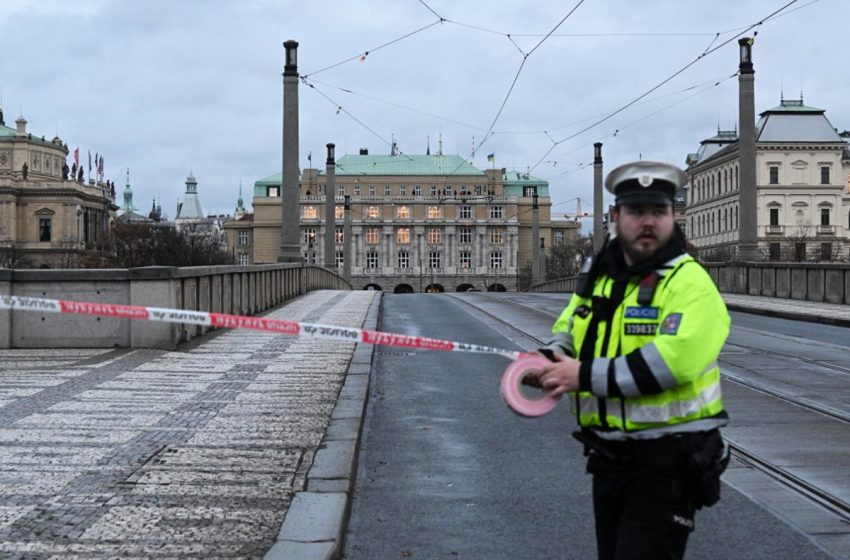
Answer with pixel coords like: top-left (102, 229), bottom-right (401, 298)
top-left (0, 124), bottom-right (15, 138)
top-left (760, 99), bottom-right (824, 115)
top-left (502, 169), bottom-right (549, 196)
top-left (329, 154), bottom-right (485, 176)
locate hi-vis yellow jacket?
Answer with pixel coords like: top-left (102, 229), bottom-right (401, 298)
top-left (548, 253), bottom-right (730, 439)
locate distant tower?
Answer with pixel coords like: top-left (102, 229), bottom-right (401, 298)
top-left (122, 167), bottom-right (138, 213)
top-left (235, 180), bottom-right (246, 218)
top-left (176, 172), bottom-right (205, 219)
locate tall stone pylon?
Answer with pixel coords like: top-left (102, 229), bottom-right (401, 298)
top-left (278, 40), bottom-right (302, 262)
top-left (324, 143), bottom-right (337, 269)
top-left (593, 142), bottom-right (604, 252)
top-left (737, 37), bottom-right (761, 261)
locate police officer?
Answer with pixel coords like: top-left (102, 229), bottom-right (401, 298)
top-left (527, 161), bottom-right (730, 560)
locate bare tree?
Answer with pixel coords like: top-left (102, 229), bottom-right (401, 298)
top-left (0, 243), bottom-right (30, 269)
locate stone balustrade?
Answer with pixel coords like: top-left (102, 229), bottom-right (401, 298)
top-left (0, 264), bottom-right (351, 349)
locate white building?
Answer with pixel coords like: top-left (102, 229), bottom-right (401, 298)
top-left (686, 98), bottom-right (850, 261)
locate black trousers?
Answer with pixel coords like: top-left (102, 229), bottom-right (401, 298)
top-left (586, 434), bottom-right (700, 560)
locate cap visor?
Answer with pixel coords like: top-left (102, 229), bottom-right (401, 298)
top-left (615, 192), bottom-right (673, 206)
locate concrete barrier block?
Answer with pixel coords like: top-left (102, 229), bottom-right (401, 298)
top-left (790, 268), bottom-right (807, 299)
top-left (825, 269), bottom-right (843, 304)
top-left (776, 267), bottom-right (791, 298)
top-left (129, 268), bottom-right (180, 349)
top-left (0, 274), bottom-right (11, 349)
top-left (761, 267), bottom-right (776, 297)
top-left (806, 268), bottom-right (824, 302)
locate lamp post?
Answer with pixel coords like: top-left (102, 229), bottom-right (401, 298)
top-left (531, 189), bottom-right (541, 285)
top-left (343, 195), bottom-right (351, 281)
top-left (593, 142), bottom-right (604, 252)
top-left (324, 143), bottom-right (336, 268)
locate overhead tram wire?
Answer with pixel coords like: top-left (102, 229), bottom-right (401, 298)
top-left (528, 0), bottom-right (802, 173)
top-left (441, 0), bottom-right (587, 179)
top-left (303, 77), bottom-right (487, 132)
top-left (302, 18), bottom-right (444, 79)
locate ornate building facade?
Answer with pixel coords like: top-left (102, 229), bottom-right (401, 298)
top-left (0, 112), bottom-right (116, 268)
top-left (686, 98), bottom-right (850, 261)
top-left (240, 150), bottom-right (578, 292)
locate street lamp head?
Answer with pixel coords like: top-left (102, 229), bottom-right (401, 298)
top-left (326, 143), bottom-right (336, 165)
top-left (738, 37), bottom-right (754, 74)
top-left (284, 40), bottom-right (299, 75)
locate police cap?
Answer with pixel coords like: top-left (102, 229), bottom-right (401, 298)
top-left (605, 161), bottom-right (688, 206)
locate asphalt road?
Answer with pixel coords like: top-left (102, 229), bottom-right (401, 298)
top-left (343, 293), bottom-right (837, 560)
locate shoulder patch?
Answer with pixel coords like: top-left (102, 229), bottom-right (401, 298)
top-left (624, 306), bottom-right (659, 319)
top-left (660, 313), bottom-right (683, 335)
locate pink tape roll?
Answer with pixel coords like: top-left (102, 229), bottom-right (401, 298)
top-left (500, 353), bottom-right (561, 417)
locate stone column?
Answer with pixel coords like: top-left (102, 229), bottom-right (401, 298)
top-left (279, 40), bottom-right (302, 262)
top-left (593, 142), bottom-right (604, 252)
top-left (737, 37), bottom-right (760, 261)
top-left (343, 195), bottom-right (352, 281)
top-left (324, 143), bottom-right (336, 268)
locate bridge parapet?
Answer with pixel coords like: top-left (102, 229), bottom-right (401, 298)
top-left (0, 264), bottom-right (351, 349)
top-left (527, 261), bottom-right (850, 306)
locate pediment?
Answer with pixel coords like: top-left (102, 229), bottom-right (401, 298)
top-left (790, 159), bottom-right (808, 167)
top-left (791, 201), bottom-right (808, 207)
top-left (34, 208), bottom-right (55, 216)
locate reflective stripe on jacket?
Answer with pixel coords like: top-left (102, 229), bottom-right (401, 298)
top-left (552, 254), bottom-right (730, 437)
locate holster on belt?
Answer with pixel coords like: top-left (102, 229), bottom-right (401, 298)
top-left (687, 429), bottom-right (730, 509)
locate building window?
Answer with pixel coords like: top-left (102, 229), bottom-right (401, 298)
top-left (821, 208), bottom-right (830, 226)
top-left (303, 227), bottom-right (317, 244)
top-left (490, 251), bottom-right (503, 268)
top-left (475, 185), bottom-right (483, 195)
top-left (335, 205), bottom-right (344, 219)
top-left (335, 250), bottom-right (344, 267)
top-left (398, 251), bottom-right (410, 268)
top-left (397, 227), bottom-right (411, 244)
top-left (428, 206), bottom-right (442, 219)
top-left (238, 230), bottom-right (250, 245)
top-left (821, 242), bottom-right (833, 261)
top-left (335, 227), bottom-right (344, 243)
top-left (459, 205), bottom-right (472, 219)
top-left (354, 185), bottom-right (361, 196)
top-left (769, 208), bottom-right (779, 226)
top-left (769, 166), bottom-right (779, 185)
top-left (303, 206), bottom-right (317, 219)
top-left (267, 186), bottom-right (279, 197)
top-left (338, 185), bottom-right (345, 196)
top-left (429, 251), bottom-right (441, 268)
top-left (400, 185), bottom-right (407, 196)
top-left (458, 251), bottom-right (471, 268)
top-left (238, 253), bottom-right (249, 266)
top-left (768, 243), bottom-right (781, 260)
top-left (384, 185), bottom-right (392, 196)
top-left (490, 206), bottom-right (503, 219)
top-left (489, 227), bottom-right (504, 244)
top-left (821, 166), bottom-right (830, 185)
top-left (414, 186), bottom-right (421, 196)
top-left (554, 231), bottom-right (565, 246)
top-left (366, 251), bottom-right (379, 268)
top-left (428, 227), bottom-right (442, 244)
top-left (366, 206), bottom-right (380, 219)
top-left (368, 186), bottom-right (376, 196)
top-left (396, 206), bottom-right (410, 219)
top-left (430, 185), bottom-right (437, 196)
top-left (365, 227), bottom-right (380, 245)
top-left (458, 227), bottom-right (473, 244)
top-left (524, 186), bottom-right (537, 197)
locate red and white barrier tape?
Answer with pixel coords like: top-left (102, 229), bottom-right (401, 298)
top-left (0, 294), bottom-right (560, 416)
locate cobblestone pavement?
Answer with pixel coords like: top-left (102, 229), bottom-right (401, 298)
top-left (0, 290), bottom-right (376, 559)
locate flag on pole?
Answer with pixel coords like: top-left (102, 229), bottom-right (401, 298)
top-left (486, 152), bottom-right (495, 162)
top-left (73, 147), bottom-right (79, 167)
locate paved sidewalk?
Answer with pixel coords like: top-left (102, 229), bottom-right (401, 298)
top-left (722, 293), bottom-right (850, 326)
top-left (0, 290), bottom-right (377, 559)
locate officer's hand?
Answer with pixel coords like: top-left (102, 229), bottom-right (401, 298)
top-left (534, 358), bottom-right (580, 397)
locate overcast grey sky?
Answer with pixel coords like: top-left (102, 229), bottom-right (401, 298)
top-left (1, 0), bottom-right (842, 220)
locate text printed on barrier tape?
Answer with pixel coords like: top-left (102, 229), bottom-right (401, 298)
top-left (0, 295), bottom-right (521, 360)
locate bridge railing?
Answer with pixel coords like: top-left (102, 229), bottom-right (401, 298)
top-left (0, 264), bottom-right (351, 349)
top-left (526, 261), bottom-right (850, 306)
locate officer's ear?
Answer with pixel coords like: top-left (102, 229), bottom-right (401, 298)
top-left (610, 205), bottom-right (621, 224)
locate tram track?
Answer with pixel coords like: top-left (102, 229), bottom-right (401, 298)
top-left (451, 293), bottom-right (850, 525)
